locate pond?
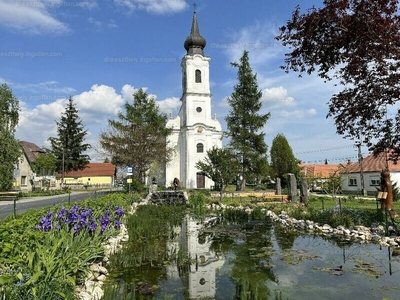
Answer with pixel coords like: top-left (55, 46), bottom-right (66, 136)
top-left (103, 207), bottom-right (400, 300)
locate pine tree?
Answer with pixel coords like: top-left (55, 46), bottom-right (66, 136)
top-left (270, 133), bottom-right (300, 183)
top-left (48, 97), bottom-right (91, 182)
top-left (99, 88), bottom-right (174, 182)
top-left (225, 51), bottom-right (270, 189)
top-left (0, 84), bottom-right (22, 191)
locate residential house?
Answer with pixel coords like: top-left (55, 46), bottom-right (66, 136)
top-left (341, 151), bottom-right (400, 195)
top-left (300, 163), bottom-right (341, 192)
top-left (57, 163), bottom-right (116, 189)
top-left (16, 141), bottom-right (46, 192)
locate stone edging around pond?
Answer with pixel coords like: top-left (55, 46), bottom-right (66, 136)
top-left (207, 203), bottom-right (400, 248)
top-left (76, 202), bottom-right (141, 300)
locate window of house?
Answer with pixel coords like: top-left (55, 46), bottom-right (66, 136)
top-left (349, 178), bottom-right (357, 186)
top-left (195, 69), bottom-right (201, 83)
top-left (371, 179), bottom-right (380, 186)
top-left (21, 176), bottom-right (27, 186)
top-left (197, 143), bottom-right (204, 153)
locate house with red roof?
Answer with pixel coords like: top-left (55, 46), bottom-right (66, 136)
top-left (300, 163), bottom-right (341, 192)
top-left (341, 151), bottom-right (400, 195)
top-left (57, 163), bottom-right (116, 189)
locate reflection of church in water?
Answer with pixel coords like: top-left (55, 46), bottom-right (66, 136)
top-left (167, 214), bottom-right (224, 299)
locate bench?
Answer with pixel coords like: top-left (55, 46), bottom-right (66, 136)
top-left (0, 191), bottom-right (19, 201)
top-left (241, 193), bottom-right (287, 203)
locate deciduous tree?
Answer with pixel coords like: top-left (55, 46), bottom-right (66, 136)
top-left (99, 88), bottom-right (174, 182)
top-left (48, 97), bottom-right (91, 182)
top-left (225, 51), bottom-right (270, 190)
top-left (0, 84), bottom-right (21, 191)
top-left (31, 151), bottom-right (58, 176)
top-left (276, 0), bottom-right (400, 160)
top-left (196, 147), bottom-right (239, 198)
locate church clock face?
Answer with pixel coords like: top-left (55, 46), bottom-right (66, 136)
top-left (196, 106), bottom-right (202, 113)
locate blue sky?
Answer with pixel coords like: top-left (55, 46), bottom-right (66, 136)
top-left (0, 0), bottom-right (366, 164)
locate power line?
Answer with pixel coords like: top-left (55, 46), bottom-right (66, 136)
top-left (295, 144), bottom-right (355, 155)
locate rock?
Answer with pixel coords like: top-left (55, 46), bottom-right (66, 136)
top-left (98, 265), bottom-right (108, 275)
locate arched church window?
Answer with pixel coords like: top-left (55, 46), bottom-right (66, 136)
top-left (196, 143), bottom-right (204, 153)
top-left (195, 69), bottom-right (201, 83)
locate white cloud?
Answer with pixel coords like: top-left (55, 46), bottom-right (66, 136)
top-left (279, 108), bottom-right (317, 118)
top-left (108, 19), bottom-right (118, 28)
top-left (0, 0), bottom-right (70, 34)
top-left (262, 86), bottom-right (294, 106)
top-left (88, 17), bottom-right (102, 28)
top-left (158, 96), bottom-right (181, 114)
top-left (74, 84), bottom-right (125, 117)
top-left (13, 81), bottom-right (76, 94)
top-left (15, 83), bottom-right (182, 160)
top-left (121, 84), bottom-right (139, 101)
top-left (114, 0), bottom-right (187, 14)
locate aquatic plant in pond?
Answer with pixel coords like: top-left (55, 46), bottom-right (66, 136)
top-left (104, 205), bottom-right (400, 300)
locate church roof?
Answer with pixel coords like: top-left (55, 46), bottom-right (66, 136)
top-left (184, 11), bottom-right (206, 56)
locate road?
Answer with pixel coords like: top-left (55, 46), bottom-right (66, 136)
top-left (0, 189), bottom-right (120, 220)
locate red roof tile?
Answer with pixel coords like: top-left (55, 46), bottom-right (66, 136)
top-left (300, 164), bottom-right (341, 178)
top-left (343, 151), bottom-right (400, 173)
top-left (62, 163), bottom-right (116, 177)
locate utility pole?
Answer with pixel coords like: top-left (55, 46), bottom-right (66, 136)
top-left (356, 142), bottom-right (367, 196)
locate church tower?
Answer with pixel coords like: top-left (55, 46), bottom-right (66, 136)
top-left (164, 10), bottom-right (222, 189)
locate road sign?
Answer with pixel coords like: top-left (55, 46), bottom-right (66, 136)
top-left (127, 166), bottom-right (133, 176)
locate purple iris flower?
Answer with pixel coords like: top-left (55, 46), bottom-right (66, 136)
top-left (114, 220), bottom-right (122, 230)
top-left (115, 206), bottom-right (125, 218)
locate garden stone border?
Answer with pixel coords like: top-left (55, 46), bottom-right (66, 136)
top-left (207, 203), bottom-right (400, 248)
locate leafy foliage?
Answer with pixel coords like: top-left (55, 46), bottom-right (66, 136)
top-left (0, 84), bottom-right (21, 191)
top-left (276, 0), bottom-right (400, 160)
top-left (225, 51), bottom-right (270, 189)
top-left (31, 151), bottom-right (58, 176)
top-left (100, 88), bottom-right (174, 182)
top-left (48, 96), bottom-right (91, 177)
top-left (270, 133), bottom-right (300, 183)
top-left (195, 146), bottom-right (239, 192)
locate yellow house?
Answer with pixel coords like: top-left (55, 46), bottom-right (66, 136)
top-left (58, 163), bottom-right (116, 189)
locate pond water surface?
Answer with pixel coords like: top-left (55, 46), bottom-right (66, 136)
top-left (105, 209), bottom-right (400, 300)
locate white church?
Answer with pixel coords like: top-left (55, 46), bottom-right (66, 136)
top-left (162, 11), bottom-right (223, 189)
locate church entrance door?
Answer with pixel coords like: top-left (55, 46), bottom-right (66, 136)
top-left (196, 172), bottom-right (205, 189)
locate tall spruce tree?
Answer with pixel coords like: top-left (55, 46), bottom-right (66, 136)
top-left (48, 97), bottom-right (91, 182)
top-left (270, 133), bottom-right (300, 184)
top-left (0, 84), bottom-right (22, 191)
top-left (225, 50), bottom-right (270, 190)
top-left (99, 88), bottom-right (174, 183)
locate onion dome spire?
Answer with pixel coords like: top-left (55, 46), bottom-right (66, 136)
top-left (184, 8), bottom-right (206, 56)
